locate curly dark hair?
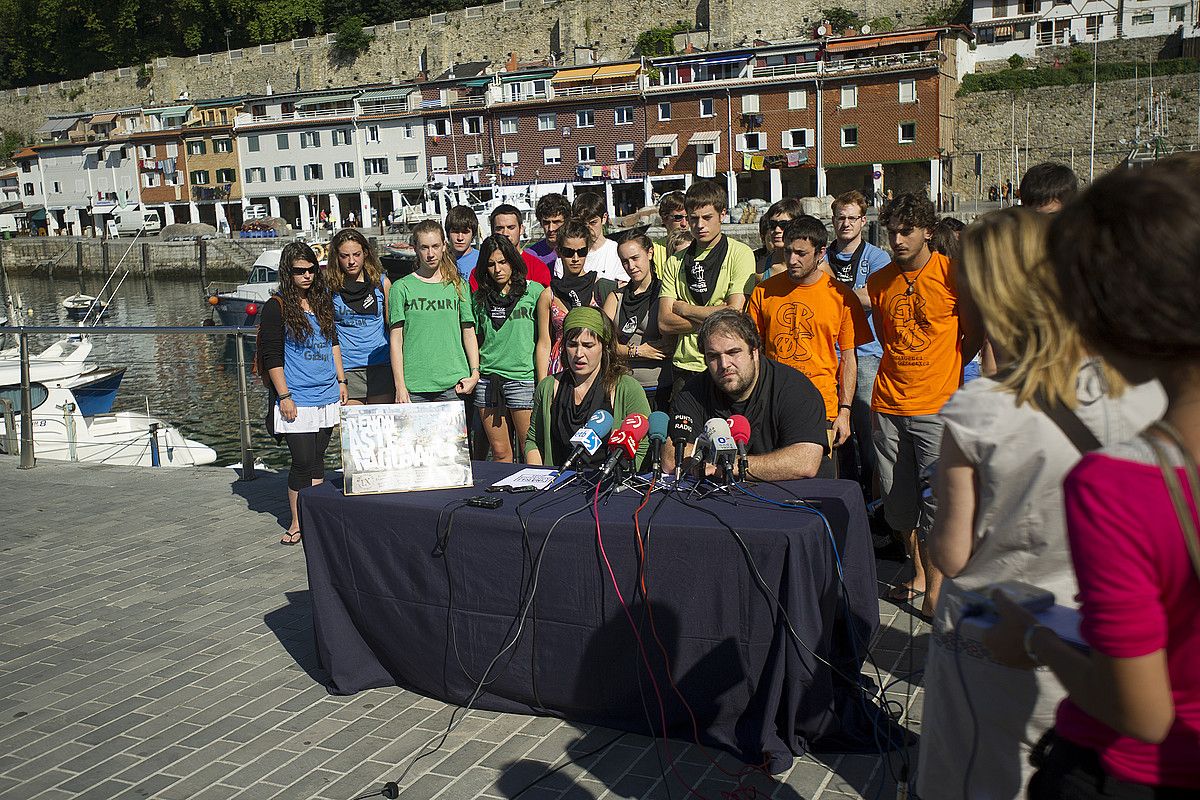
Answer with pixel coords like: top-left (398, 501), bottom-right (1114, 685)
top-left (474, 234), bottom-right (528, 309)
top-left (880, 192), bottom-right (937, 232)
top-left (1048, 164), bottom-right (1200, 360)
top-left (276, 242), bottom-right (336, 345)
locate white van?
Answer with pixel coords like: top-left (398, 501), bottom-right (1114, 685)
top-left (110, 208), bottom-right (162, 237)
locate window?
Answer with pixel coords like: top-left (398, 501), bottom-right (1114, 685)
top-left (537, 113), bottom-right (555, 131)
top-left (247, 135), bottom-right (260, 152)
top-left (276, 133), bottom-right (290, 150)
top-left (21, 162), bottom-right (31, 173)
top-left (615, 143), bottom-right (635, 162)
top-left (737, 133), bottom-right (764, 152)
top-left (992, 0), bottom-right (1007, 16)
top-left (245, 167), bottom-right (265, 183)
top-left (544, 147), bottom-right (561, 165)
top-left (1169, 5), bottom-right (1184, 22)
top-left (334, 161), bottom-right (354, 179)
top-left (213, 138), bottom-right (232, 153)
top-left (332, 128), bottom-right (352, 146)
top-left (841, 126), bottom-right (858, 147)
top-left (23, 183), bottom-right (34, 196)
top-left (741, 94), bottom-right (760, 113)
top-left (403, 124), bottom-right (416, 139)
top-left (500, 117), bottom-right (518, 135)
top-left (139, 145), bottom-right (155, 159)
top-left (215, 168), bottom-right (235, 183)
top-left (898, 122), bottom-right (917, 144)
top-left (699, 98), bottom-right (714, 117)
top-left (431, 155), bottom-right (448, 173)
top-left (501, 151), bottom-right (519, 165)
top-left (52, 181), bottom-right (61, 193)
top-left (274, 165), bottom-right (296, 181)
top-left (465, 153), bottom-right (484, 169)
top-left (788, 90), bottom-right (807, 110)
top-left (577, 145), bottom-right (596, 163)
top-left (840, 85), bottom-right (858, 109)
top-left (899, 80), bottom-right (917, 104)
top-left (463, 116), bottom-right (483, 135)
top-left (615, 106), bottom-right (634, 125)
top-left (141, 173), bottom-right (159, 188)
top-left (300, 131), bottom-right (320, 148)
top-left (1086, 15), bottom-right (1103, 37)
top-left (658, 102), bottom-right (671, 121)
top-left (363, 158), bottom-right (388, 175)
top-left (428, 118), bottom-right (450, 137)
top-left (576, 109), bottom-right (595, 128)
top-left (1019, 0), bottom-right (1037, 12)
top-left (1132, 11), bottom-right (1153, 24)
top-left (783, 129), bottom-right (811, 149)
top-left (187, 141), bottom-right (205, 156)
top-left (366, 125), bottom-right (380, 144)
top-left (399, 156), bottom-right (418, 174)
top-left (303, 164), bottom-right (323, 180)
top-left (190, 170), bottom-right (210, 185)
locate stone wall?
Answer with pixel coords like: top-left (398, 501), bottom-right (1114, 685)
top-left (0, 0), bottom-right (941, 138)
top-left (952, 71), bottom-right (1200, 199)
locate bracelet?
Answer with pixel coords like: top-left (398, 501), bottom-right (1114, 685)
top-left (337, 378), bottom-right (348, 384)
top-left (631, 344), bottom-right (639, 359)
top-left (278, 392), bottom-right (292, 401)
top-left (838, 403), bottom-right (852, 411)
top-left (1023, 624), bottom-right (1048, 665)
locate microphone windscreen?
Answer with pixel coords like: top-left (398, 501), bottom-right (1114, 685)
top-left (648, 411), bottom-right (669, 443)
top-left (669, 413), bottom-right (696, 443)
top-left (703, 418), bottom-right (737, 455)
top-left (727, 414), bottom-right (751, 445)
top-left (619, 413), bottom-right (649, 443)
top-left (585, 410), bottom-right (614, 438)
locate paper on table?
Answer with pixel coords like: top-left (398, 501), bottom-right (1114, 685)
top-left (489, 468), bottom-right (572, 490)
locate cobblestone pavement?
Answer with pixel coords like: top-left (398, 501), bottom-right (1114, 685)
top-left (0, 457), bottom-right (926, 800)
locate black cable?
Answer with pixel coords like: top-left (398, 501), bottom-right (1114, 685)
top-left (508, 731), bottom-right (628, 800)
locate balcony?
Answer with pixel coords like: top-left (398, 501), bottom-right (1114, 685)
top-left (822, 50), bottom-right (942, 75)
top-left (549, 81), bottom-right (640, 99)
top-left (357, 99), bottom-right (414, 116)
top-left (645, 49), bottom-right (939, 93)
top-left (236, 106), bottom-right (357, 127)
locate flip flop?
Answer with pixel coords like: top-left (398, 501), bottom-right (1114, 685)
top-left (280, 530), bottom-right (302, 546)
top-left (885, 584), bottom-right (925, 603)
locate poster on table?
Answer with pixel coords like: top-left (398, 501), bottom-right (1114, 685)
top-left (340, 402), bottom-right (472, 494)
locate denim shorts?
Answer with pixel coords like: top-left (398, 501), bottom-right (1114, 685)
top-left (473, 375), bottom-right (535, 410)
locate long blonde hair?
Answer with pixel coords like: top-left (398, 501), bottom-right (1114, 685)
top-left (410, 219), bottom-right (465, 298)
top-left (325, 228), bottom-right (384, 292)
top-left (960, 207), bottom-right (1122, 410)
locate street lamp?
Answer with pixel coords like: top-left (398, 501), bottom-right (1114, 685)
top-left (375, 181), bottom-right (383, 234)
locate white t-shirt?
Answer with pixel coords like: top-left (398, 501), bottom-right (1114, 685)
top-left (585, 238), bottom-right (625, 283)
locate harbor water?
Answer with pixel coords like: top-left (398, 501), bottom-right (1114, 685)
top-left (4, 270), bottom-right (292, 469)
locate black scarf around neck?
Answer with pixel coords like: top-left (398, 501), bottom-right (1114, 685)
top-left (486, 289), bottom-right (519, 331)
top-left (828, 239), bottom-right (867, 286)
top-left (551, 270), bottom-right (598, 309)
top-left (682, 235), bottom-right (729, 306)
top-left (619, 276), bottom-right (660, 340)
top-left (550, 373), bottom-right (608, 467)
top-left (340, 278), bottom-right (378, 316)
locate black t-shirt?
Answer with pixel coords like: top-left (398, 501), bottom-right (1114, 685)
top-left (671, 358), bottom-right (831, 476)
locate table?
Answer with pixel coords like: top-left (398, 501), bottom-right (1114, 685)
top-left (301, 463), bottom-right (880, 773)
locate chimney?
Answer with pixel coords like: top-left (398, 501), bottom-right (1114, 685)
top-left (507, 51), bottom-right (518, 71)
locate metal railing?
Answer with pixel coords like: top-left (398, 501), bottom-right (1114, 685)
top-left (1, 325), bottom-right (258, 477)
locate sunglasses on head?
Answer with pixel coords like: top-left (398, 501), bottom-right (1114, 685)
top-left (558, 246), bottom-right (588, 259)
top-left (291, 265), bottom-right (318, 275)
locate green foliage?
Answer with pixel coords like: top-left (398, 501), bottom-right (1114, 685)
top-left (1068, 46), bottom-right (1092, 67)
top-left (1008, 53), bottom-right (1025, 70)
top-left (0, 129), bottom-right (25, 162)
top-left (329, 15), bottom-right (373, 64)
top-left (922, 0), bottom-right (966, 27)
top-left (819, 7), bottom-right (863, 34)
top-left (960, 57), bottom-right (1200, 94)
top-left (633, 23), bottom-right (689, 58)
top-left (866, 16), bottom-right (894, 32)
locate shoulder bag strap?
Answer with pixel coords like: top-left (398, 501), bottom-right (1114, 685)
top-left (1143, 421), bottom-right (1200, 582)
top-left (1036, 392), bottom-right (1103, 454)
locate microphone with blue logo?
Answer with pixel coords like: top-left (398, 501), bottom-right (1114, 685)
top-left (558, 410), bottom-right (613, 473)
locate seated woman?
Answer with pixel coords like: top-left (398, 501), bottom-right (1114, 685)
top-left (536, 219), bottom-right (616, 382)
top-left (602, 233), bottom-right (675, 411)
top-left (525, 307), bottom-right (650, 469)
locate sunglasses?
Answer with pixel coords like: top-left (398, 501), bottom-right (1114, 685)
top-left (558, 246), bottom-right (588, 259)
top-left (767, 219), bottom-right (790, 230)
top-left (291, 266), bottom-right (318, 275)
top-left (669, 213), bottom-right (687, 221)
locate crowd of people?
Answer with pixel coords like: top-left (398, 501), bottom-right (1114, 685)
top-left (257, 156), bottom-right (1199, 798)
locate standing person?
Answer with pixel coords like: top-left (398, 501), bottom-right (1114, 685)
top-left (527, 193), bottom-right (571, 277)
top-left (468, 204), bottom-right (553, 290)
top-left (389, 220), bottom-right (480, 404)
top-left (657, 180), bottom-right (757, 402)
top-left (1019, 162), bottom-right (1079, 214)
top-left (571, 192), bottom-right (625, 283)
top-left (824, 190), bottom-right (893, 494)
top-left (347, 210), bottom-right (356, 228)
top-left (749, 197), bottom-right (803, 289)
top-left (258, 242), bottom-right (347, 546)
top-left (536, 219), bottom-right (617, 381)
top-left (525, 307), bottom-right (650, 467)
top-left (603, 233), bottom-right (675, 409)
top-left (473, 235), bottom-right (543, 463)
top-left (746, 216), bottom-right (872, 472)
top-left (445, 205), bottom-right (480, 282)
top-left (918, 209), bottom-right (1165, 800)
top-left (654, 190), bottom-right (689, 274)
top-left (870, 193), bottom-right (980, 618)
top-left (985, 163), bottom-right (1200, 799)
top-left (328, 229), bottom-right (393, 405)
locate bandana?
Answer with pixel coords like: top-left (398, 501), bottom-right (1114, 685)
top-left (681, 235), bottom-right (729, 306)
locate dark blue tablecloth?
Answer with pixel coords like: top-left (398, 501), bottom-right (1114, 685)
top-left (300, 463), bottom-right (879, 773)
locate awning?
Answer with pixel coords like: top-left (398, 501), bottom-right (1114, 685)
top-left (645, 133), bottom-right (678, 148)
top-left (688, 131), bottom-right (722, 146)
top-left (144, 104), bottom-right (190, 117)
top-left (701, 55), bottom-right (751, 65)
top-left (499, 70), bottom-right (554, 82)
top-left (296, 92), bottom-right (357, 107)
top-left (10, 205), bottom-right (44, 216)
top-left (84, 146), bottom-right (102, 156)
top-left (89, 112), bottom-right (116, 124)
top-left (459, 77), bottom-right (493, 87)
top-left (102, 144), bottom-right (125, 157)
top-left (0, 201), bottom-right (22, 214)
top-left (826, 32), bottom-right (937, 52)
top-left (358, 88), bottom-right (413, 103)
top-left (592, 63), bottom-right (639, 79)
top-left (13, 148), bottom-right (37, 160)
top-left (37, 118), bottom-right (78, 134)
top-left (552, 66), bottom-right (600, 83)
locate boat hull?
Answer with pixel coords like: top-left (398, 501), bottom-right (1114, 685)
top-left (66, 367), bottom-right (126, 416)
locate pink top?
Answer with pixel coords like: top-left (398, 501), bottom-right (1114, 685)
top-left (1055, 449), bottom-right (1200, 789)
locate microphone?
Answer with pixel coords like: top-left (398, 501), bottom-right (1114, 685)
top-left (647, 411), bottom-right (669, 477)
top-left (669, 413), bottom-right (696, 481)
top-left (727, 414), bottom-right (751, 482)
top-left (597, 413), bottom-right (649, 481)
top-left (703, 418), bottom-right (738, 484)
top-left (558, 410), bottom-right (614, 473)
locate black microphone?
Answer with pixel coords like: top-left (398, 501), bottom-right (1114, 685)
top-left (668, 413), bottom-right (696, 482)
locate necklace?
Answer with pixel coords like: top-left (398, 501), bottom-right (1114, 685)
top-left (900, 261), bottom-right (930, 296)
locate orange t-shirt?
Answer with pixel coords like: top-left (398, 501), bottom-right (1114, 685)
top-left (747, 271), bottom-right (873, 420)
top-left (867, 251), bottom-right (962, 416)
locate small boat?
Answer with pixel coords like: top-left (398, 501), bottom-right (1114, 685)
top-left (0, 337), bottom-right (125, 416)
top-left (62, 294), bottom-right (110, 319)
top-left (206, 250), bottom-right (280, 327)
top-left (0, 382), bottom-right (217, 467)
top-left (380, 242), bottom-right (417, 282)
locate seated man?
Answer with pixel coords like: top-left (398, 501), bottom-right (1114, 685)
top-left (664, 308), bottom-right (830, 481)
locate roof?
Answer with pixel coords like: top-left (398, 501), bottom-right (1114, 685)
top-left (36, 117), bottom-right (80, 134)
top-left (89, 112), bottom-right (117, 124)
top-left (825, 30), bottom-right (939, 52)
top-left (433, 61), bottom-right (490, 81)
top-left (688, 131), bottom-right (722, 145)
top-left (12, 148), bottom-right (37, 160)
top-left (143, 104), bottom-right (191, 117)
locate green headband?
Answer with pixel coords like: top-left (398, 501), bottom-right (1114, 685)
top-left (562, 307), bottom-right (610, 343)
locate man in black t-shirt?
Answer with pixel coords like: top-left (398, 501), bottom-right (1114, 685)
top-left (664, 309), bottom-right (830, 480)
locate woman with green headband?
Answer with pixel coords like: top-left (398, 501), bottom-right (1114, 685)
top-left (525, 306), bottom-right (651, 468)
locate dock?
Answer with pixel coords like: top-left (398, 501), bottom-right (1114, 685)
top-left (0, 457), bottom-right (926, 800)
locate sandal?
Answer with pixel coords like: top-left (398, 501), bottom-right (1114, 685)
top-left (885, 584), bottom-right (925, 603)
top-left (280, 530), bottom-right (302, 546)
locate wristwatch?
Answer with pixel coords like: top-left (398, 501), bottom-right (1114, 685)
top-left (1023, 624), bottom-right (1049, 666)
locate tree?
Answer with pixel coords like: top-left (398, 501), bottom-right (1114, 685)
top-left (819, 7), bottom-right (863, 35)
top-left (329, 15), bottom-right (374, 64)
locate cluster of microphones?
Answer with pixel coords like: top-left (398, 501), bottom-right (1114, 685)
top-left (556, 409), bottom-right (753, 489)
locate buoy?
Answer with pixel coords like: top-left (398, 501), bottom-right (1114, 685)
top-left (208, 295), bottom-right (220, 306)
top-left (245, 303), bottom-right (259, 316)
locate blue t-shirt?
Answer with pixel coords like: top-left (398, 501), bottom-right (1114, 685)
top-left (282, 313), bottom-right (340, 407)
top-left (333, 287), bottom-right (389, 369)
top-left (526, 239), bottom-right (559, 277)
top-left (455, 248), bottom-right (479, 282)
top-left (825, 240), bottom-right (891, 359)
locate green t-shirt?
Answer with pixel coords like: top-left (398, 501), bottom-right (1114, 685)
top-left (660, 234), bottom-right (756, 374)
top-left (389, 274), bottom-right (473, 393)
top-left (473, 282), bottom-right (543, 381)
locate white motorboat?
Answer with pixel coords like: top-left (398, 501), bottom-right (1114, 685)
top-left (0, 382), bottom-right (217, 467)
top-left (0, 337), bottom-right (126, 416)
